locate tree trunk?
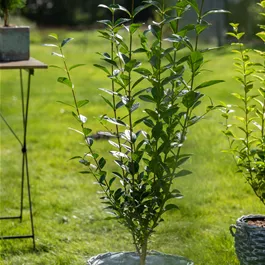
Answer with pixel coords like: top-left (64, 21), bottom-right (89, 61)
top-left (139, 241), bottom-right (148, 265)
top-left (4, 9), bottom-right (9, 27)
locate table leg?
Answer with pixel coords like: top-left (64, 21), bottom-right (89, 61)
top-left (0, 69), bottom-right (36, 249)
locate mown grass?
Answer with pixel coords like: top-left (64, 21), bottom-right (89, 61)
top-left (0, 27), bottom-right (264, 265)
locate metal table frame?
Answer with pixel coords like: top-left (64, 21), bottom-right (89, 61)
top-left (0, 58), bottom-right (47, 248)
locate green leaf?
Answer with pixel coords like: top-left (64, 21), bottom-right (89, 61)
top-left (94, 64), bottom-right (111, 75)
top-left (108, 140), bottom-right (120, 149)
top-left (99, 88), bottom-right (117, 96)
top-left (49, 65), bottom-right (65, 71)
top-left (128, 161), bottom-right (139, 175)
top-left (133, 116), bottom-right (148, 127)
top-left (110, 151), bottom-right (129, 159)
top-left (125, 59), bottom-right (141, 72)
top-left (202, 9), bottom-right (230, 19)
top-left (133, 3), bottom-right (153, 17)
top-left (170, 189), bottom-right (183, 199)
top-left (186, 0), bottom-right (199, 15)
top-left (103, 58), bottom-right (118, 67)
top-left (195, 22), bottom-right (209, 35)
top-left (152, 122), bottom-right (163, 140)
top-left (83, 128), bottom-right (92, 137)
top-left (256, 32), bottom-right (265, 42)
top-left (79, 114), bottom-right (87, 124)
top-left (98, 4), bottom-right (111, 10)
top-left (109, 177), bottom-right (116, 187)
top-left (182, 91), bottom-right (202, 108)
top-left (98, 20), bottom-right (113, 27)
top-left (134, 68), bottom-right (152, 76)
top-left (68, 127), bottom-right (83, 135)
top-left (175, 155), bottom-right (191, 167)
top-left (57, 77), bottom-right (73, 88)
top-left (101, 96), bottom-right (114, 109)
top-left (69, 156), bottom-right (82, 160)
top-left (145, 108), bottom-right (158, 120)
top-left (144, 119), bottom-right (155, 128)
top-left (99, 173), bottom-right (106, 185)
top-left (195, 80), bottom-right (224, 90)
top-left (43, 43), bottom-right (59, 47)
top-left (77, 99), bottom-right (89, 108)
top-left (79, 159), bottom-right (90, 166)
top-left (139, 95), bottom-right (155, 103)
top-left (149, 24), bottom-right (162, 39)
top-left (163, 16), bottom-right (181, 25)
top-left (149, 55), bottom-right (160, 69)
top-left (232, 93), bottom-right (244, 100)
top-left (57, 101), bottom-right (74, 108)
top-left (174, 170), bottom-right (192, 178)
top-left (99, 157), bottom-right (106, 169)
top-left (49, 33), bottom-right (58, 40)
top-left (188, 51), bottom-right (203, 73)
top-left (61, 38), bottom-right (74, 47)
top-left (131, 103), bottom-right (140, 113)
top-left (162, 73), bottom-right (183, 86)
top-left (164, 204), bottom-right (179, 212)
top-left (164, 35), bottom-right (183, 43)
top-left (69, 64), bottom-right (86, 71)
top-left (114, 4), bottom-right (131, 16)
top-left (130, 23), bottom-right (142, 34)
top-left (114, 188), bottom-right (123, 200)
top-left (52, 52), bottom-right (64, 58)
top-left (124, 129), bottom-right (137, 143)
top-left (226, 32), bottom-right (237, 38)
top-left (114, 18), bottom-right (131, 28)
top-left (236, 32), bottom-right (245, 40)
top-left (103, 116), bottom-right (127, 126)
top-left (86, 137), bottom-right (93, 146)
top-left (258, 1), bottom-right (265, 8)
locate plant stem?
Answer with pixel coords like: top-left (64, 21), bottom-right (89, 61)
top-left (4, 9), bottom-right (9, 27)
top-left (195, 0), bottom-right (205, 51)
top-left (140, 240), bottom-right (148, 265)
top-left (60, 46), bottom-right (100, 170)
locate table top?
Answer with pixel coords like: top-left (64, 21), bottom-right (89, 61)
top-left (0, 57), bottom-right (48, 70)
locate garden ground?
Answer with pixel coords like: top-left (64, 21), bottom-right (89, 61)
top-left (0, 28), bottom-right (263, 265)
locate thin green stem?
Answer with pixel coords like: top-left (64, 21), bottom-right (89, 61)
top-left (59, 46), bottom-right (100, 170)
top-left (195, 0), bottom-right (205, 51)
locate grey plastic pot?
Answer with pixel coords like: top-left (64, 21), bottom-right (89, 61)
top-left (0, 26), bottom-right (30, 62)
top-left (230, 215), bottom-right (265, 265)
top-left (87, 251), bottom-right (194, 265)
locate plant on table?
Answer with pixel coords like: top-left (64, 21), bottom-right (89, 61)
top-left (45, 0), bottom-right (226, 264)
top-left (0, 0), bottom-right (25, 27)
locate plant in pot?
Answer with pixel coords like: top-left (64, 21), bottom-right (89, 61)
top-left (0, 0), bottom-right (30, 62)
top-left (45, 0), bottom-right (226, 264)
top-left (221, 2), bottom-right (265, 264)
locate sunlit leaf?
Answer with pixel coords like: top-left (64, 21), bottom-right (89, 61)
top-left (61, 38), bottom-right (74, 47)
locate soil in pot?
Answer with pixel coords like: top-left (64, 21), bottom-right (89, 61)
top-left (247, 218), bottom-right (265, 228)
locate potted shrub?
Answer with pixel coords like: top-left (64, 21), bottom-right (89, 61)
top-left (46, 0), bottom-right (226, 264)
top-left (222, 1), bottom-right (265, 264)
top-left (0, 0), bottom-right (30, 62)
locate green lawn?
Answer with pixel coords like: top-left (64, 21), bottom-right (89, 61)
top-left (0, 28), bottom-right (263, 265)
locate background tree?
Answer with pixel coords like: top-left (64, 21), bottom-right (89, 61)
top-left (20, 0), bottom-right (264, 43)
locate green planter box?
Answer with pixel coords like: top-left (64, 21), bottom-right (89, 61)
top-left (0, 26), bottom-right (30, 62)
